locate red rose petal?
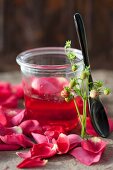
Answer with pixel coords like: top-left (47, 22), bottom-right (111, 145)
top-left (6, 126), bottom-right (23, 135)
top-left (0, 144), bottom-right (20, 151)
top-left (31, 143), bottom-right (57, 158)
top-left (70, 147), bottom-right (102, 166)
top-left (0, 134), bottom-right (33, 148)
top-left (0, 123), bottom-right (6, 135)
top-left (0, 112), bottom-right (7, 126)
top-left (56, 133), bottom-right (70, 154)
top-left (67, 134), bottom-right (82, 150)
top-left (43, 125), bottom-right (65, 139)
top-left (32, 133), bottom-right (49, 144)
top-left (11, 109), bottom-right (25, 126)
top-left (81, 137), bottom-right (107, 154)
top-left (20, 120), bottom-right (42, 136)
top-left (17, 157), bottom-right (47, 169)
top-left (12, 84), bottom-right (24, 98)
top-left (0, 82), bottom-right (12, 100)
top-left (0, 124), bottom-right (22, 136)
top-left (2, 95), bottom-right (18, 108)
top-left (16, 150), bottom-right (31, 159)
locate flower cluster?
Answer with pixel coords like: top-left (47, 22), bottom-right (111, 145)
top-left (61, 41), bottom-right (111, 138)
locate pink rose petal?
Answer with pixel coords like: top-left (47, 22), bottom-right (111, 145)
top-left (0, 144), bottom-right (20, 151)
top-left (6, 126), bottom-right (23, 135)
top-left (11, 109), bottom-right (25, 126)
top-left (0, 123), bottom-right (6, 135)
top-left (70, 147), bottom-right (102, 166)
top-left (31, 143), bottom-right (57, 158)
top-left (67, 134), bottom-right (82, 150)
top-left (1, 108), bottom-right (23, 127)
top-left (2, 95), bottom-right (18, 108)
top-left (81, 137), bottom-right (107, 154)
top-left (0, 82), bottom-right (12, 100)
top-left (0, 112), bottom-right (7, 126)
top-left (0, 134), bottom-right (33, 148)
top-left (16, 150), bottom-right (31, 159)
top-left (31, 77), bottom-right (68, 96)
top-left (17, 157), bottom-right (47, 169)
top-left (43, 125), bottom-right (65, 139)
top-left (32, 133), bottom-right (49, 144)
top-left (56, 133), bottom-right (70, 154)
top-left (0, 124), bottom-right (22, 135)
top-left (20, 120), bottom-right (42, 136)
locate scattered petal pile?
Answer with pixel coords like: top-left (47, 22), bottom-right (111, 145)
top-left (0, 81), bottom-right (113, 168)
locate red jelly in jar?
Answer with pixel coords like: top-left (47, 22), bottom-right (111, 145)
top-left (16, 47), bottom-right (83, 132)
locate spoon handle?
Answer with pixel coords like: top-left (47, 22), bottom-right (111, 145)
top-left (74, 13), bottom-right (93, 85)
top-left (74, 13), bottom-right (89, 66)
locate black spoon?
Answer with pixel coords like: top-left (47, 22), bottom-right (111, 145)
top-left (74, 13), bottom-right (109, 138)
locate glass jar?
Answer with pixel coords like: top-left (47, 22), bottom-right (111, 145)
top-left (16, 47), bottom-right (83, 132)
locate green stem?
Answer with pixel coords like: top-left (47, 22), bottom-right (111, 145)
top-left (81, 98), bottom-right (87, 139)
top-left (73, 98), bottom-right (82, 126)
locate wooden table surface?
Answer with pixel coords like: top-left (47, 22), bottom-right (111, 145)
top-left (0, 70), bottom-right (113, 170)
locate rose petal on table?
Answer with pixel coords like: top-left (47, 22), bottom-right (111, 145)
top-left (43, 125), bottom-right (65, 140)
top-left (32, 133), bottom-right (49, 144)
top-left (70, 147), bottom-right (102, 166)
top-left (0, 82), bottom-right (12, 99)
top-left (31, 143), bottom-right (57, 158)
top-left (2, 95), bottom-right (18, 108)
top-left (19, 120), bottom-right (42, 136)
top-left (12, 84), bottom-right (24, 98)
top-left (11, 109), bottom-right (25, 126)
top-left (0, 134), bottom-right (33, 148)
top-left (16, 150), bottom-right (31, 159)
top-left (56, 133), bottom-right (70, 154)
top-left (17, 157), bottom-right (47, 169)
top-left (0, 124), bottom-right (23, 135)
top-left (67, 134), bottom-right (82, 150)
top-left (1, 108), bottom-right (23, 127)
top-left (0, 112), bottom-right (7, 126)
top-left (0, 123), bottom-right (6, 135)
top-left (6, 126), bottom-right (23, 134)
top-left (81, 137), bottom-right (107, 154)
top-left (0, 144), bottom-right (20, 150)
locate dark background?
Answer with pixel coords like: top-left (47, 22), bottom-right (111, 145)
top-left (0, 0), bottom-right (113, 72)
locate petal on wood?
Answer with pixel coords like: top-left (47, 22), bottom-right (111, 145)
top-left (17, 157), bottom-right (47, 169)
top-left (70, 147), bottom-right (102, 166)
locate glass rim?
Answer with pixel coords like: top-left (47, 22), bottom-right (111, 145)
top-left (16, 47), bottom-right (83, 70)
